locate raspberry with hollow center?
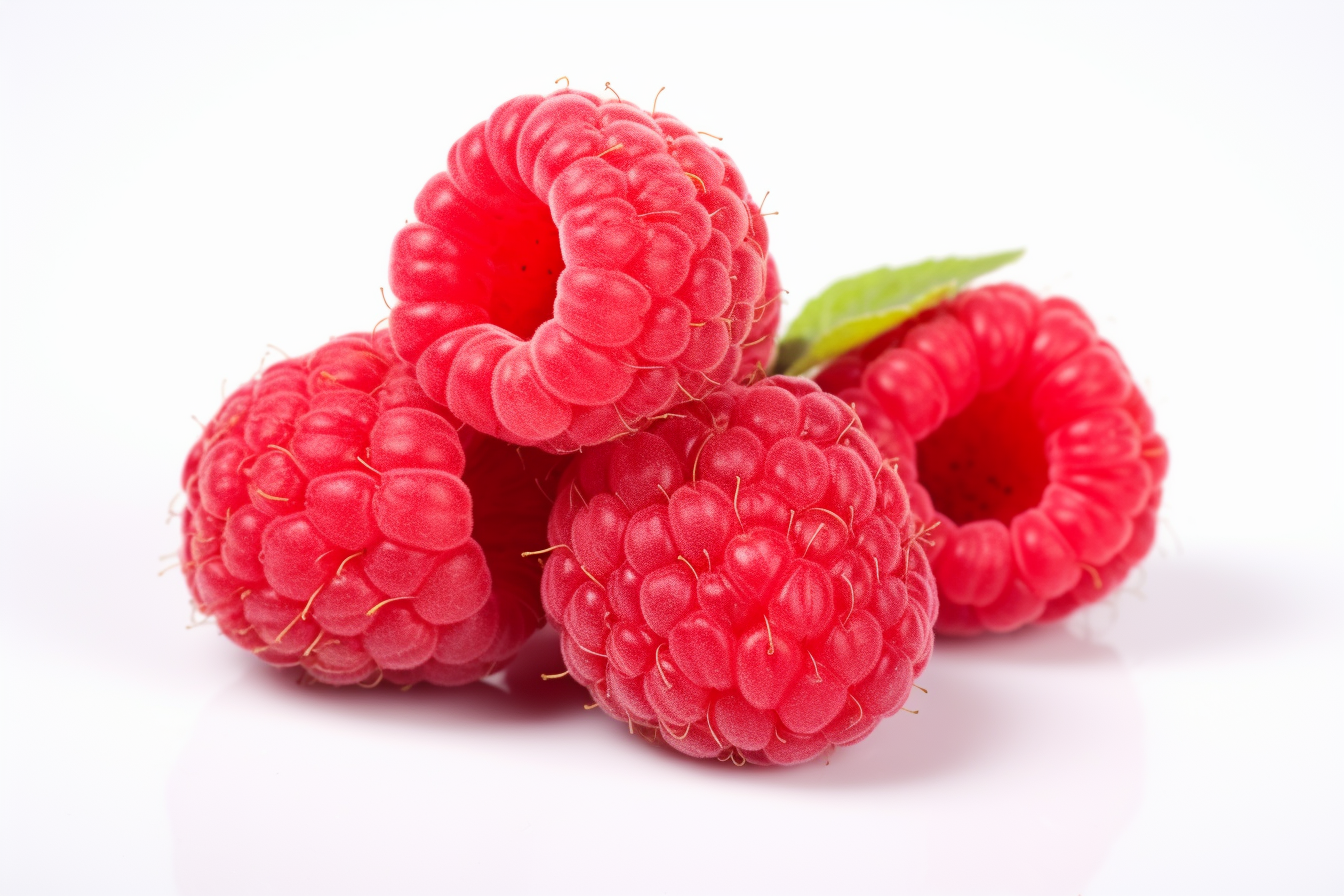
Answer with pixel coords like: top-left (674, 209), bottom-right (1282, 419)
top-left (816, 284), bottom-right (1168, 635)
top-left (387, 88), bottom-right (772, 453)
top-left (540, 376), bottom-right (936, 766)
top-left (179, 331), bottom-right (563, 686)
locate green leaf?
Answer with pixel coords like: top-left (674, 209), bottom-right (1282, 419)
top-left (773, 250), bottom-right (1024, 376)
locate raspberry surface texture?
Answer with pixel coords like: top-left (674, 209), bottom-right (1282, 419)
top-left (816, 284), bottom-right (1168, 635)
top-left (179, 332), bottom-right (562, 686)
top-left (387, 89), bottom-right (771, 452)
top-left (540, 376), bottom-right (936, 765)
top-left (736, 255), bottom-right (784, 383)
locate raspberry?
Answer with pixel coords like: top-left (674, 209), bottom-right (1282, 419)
top-left (815, 284), bottom-right (1168, 635)
top-left (539, 376), bottom-right (936, 765)
top-left (386, 89), bottom-right (771, 452)
top-left (179, 331), bottom-right (562, 686)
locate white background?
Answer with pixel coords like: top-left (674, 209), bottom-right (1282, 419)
top-left (2, 2), bottom-right (1341, 893)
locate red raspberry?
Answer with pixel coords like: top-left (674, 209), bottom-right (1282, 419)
top-left (387, 89), bottom-right (771, 453)
top-left (540, 376), bottom-right (936, 765)
top-left (816, 285), bottom-right (1168, 635)
top-left (179, 331), bottom-right (562, 686)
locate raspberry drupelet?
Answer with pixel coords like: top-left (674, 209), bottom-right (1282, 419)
top-left (540, 376), bottom-right (937, 766)
top-left (387, 89), bottom-right (772, 453)
top-left (816, 285), bottom-right (1168, 635)
top-left (179, 332), bottom-right (563, 686)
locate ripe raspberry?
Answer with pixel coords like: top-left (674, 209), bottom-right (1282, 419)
top-left (179, 331), bottom-right (562, 686)
top-left (540, 376), bottom-right (936, 765)
top-left (815, 284), bottom-right (1168, 635)
top-left (387, 89), bottom-right (771, 453)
